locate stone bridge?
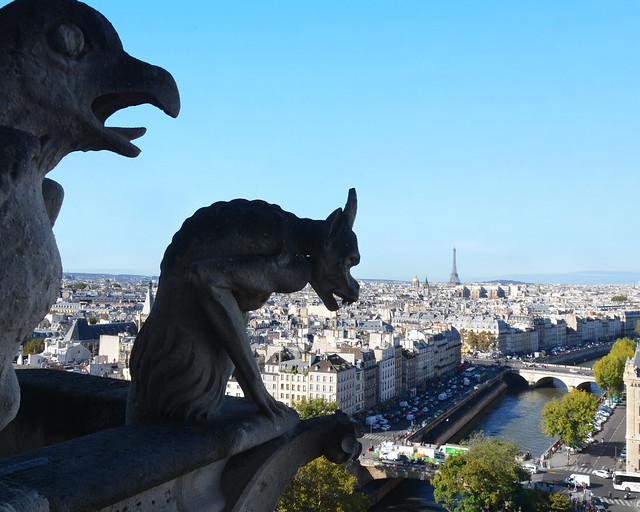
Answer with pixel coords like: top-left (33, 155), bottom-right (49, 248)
top-left (505, 363), bottom-right (596, 391)
top-left (358, 457), bottom-right (437, 481)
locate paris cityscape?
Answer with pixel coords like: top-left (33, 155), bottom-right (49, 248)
top-left (1, 0), bottom-right (638, 510)
top-left (15, 247), bottom-right (640, 511)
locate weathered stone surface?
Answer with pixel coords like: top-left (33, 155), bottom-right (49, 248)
top-left (0, 0), bottom-right (180, 431)
top-left (0, 369), bottom-right (363, 512)
top-left (0, 369), bottom-right (129, 457)
top-left (127, 189), bottom-right (360, 424)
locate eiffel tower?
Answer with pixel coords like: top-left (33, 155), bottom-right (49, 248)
top-left (448, 247), bottom-right (461, 285)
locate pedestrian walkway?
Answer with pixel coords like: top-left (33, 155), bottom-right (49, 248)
top-left (363, 432), bottom-right (392, 444)
top-left (601, 497), bottom-right (640, 507)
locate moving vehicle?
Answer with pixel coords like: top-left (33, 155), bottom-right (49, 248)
top-left (523, 463), bottom-right (538, 474)
top-left (613, 471), bottom-right (640, 492)
top-left (379, 451), bottom-right (401, 461)
top-left (565, 473), bottom-right (590, 487)
top-left (593, 469), bottom-right (612, 479)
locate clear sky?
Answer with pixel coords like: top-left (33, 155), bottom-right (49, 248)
top-left (15, 0), bottom-right (640, 283)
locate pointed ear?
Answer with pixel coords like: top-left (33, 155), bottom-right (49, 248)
top-left (324, 207), bottom-right (342, 242)
top-left (343, 188), bottom-right (357, 230)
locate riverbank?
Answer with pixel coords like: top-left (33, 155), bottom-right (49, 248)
top-left (410, 376), bottom-right (508, 445)
top-left (356, 374), bottom-right (509, 505)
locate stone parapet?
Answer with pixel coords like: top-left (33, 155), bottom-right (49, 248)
top-left (0, 369), bottom-right (361, 511)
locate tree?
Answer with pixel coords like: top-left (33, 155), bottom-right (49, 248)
top-left (277, 397), bottom-right (366, 511)
top-left (612, 295), bottom-right (627, 302)
top-left (276, 456), bottom-right (368, 512)
top-left (88, 316), bottom-right (99, 325)
top-left (594, 337), bottom-right (637, 397)
top-left (460, 330), bottom-right (496, 353)
top-left (517, 489), bottom-right (572, 512)
top-left (23, 338), bottom-right (45, 355)
top-left (540, 389), bottom-right (598, 449)
top-left (609, 337), bottom-right (636, 360)
top-left (593, 355), bottom-right (625, 398)
top-left (291, 397), bottom-right (339, 419)
top-left (432, 433), bottom-right (529, 512)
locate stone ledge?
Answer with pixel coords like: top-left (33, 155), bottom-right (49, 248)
top-left (0, 369), bottom-right (361, 511)
top-left (0, 400), bottom-right (299, 511)
top-left (0, 369), bottom-right (130, 457)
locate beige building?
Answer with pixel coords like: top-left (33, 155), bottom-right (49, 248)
top-left (624, 346), bottom-right (640, 473)
top-left (226, 352), bottom-right (360, 415)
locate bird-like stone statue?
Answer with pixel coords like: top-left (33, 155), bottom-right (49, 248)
top-left (0, 0), bottom-right (180, 431)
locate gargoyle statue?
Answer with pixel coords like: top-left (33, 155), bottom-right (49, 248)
top-left (127, 190), bottom-right (360, 423)
top-left (0, 0), bottom-right (180, 430)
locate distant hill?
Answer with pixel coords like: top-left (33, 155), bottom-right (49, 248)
top-left (494, 271), bottom-right (640, 285)
top-left (479, 279), bottom-right (530, 286)
top-left (63, 272), bottom-right (157, 283)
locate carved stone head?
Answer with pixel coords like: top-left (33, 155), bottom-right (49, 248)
top-left (0, 0), bottom-right (180, 172)
top-left (309, 189), bottom-right (360, 311)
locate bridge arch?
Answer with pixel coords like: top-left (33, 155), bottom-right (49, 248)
top-left (505, 366), bottom-right (596, 392)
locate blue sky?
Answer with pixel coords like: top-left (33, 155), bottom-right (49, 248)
top-left (19, 1), bottom-right (640, 282)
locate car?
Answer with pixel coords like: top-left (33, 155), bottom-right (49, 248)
top-left (592, 469), bottom-right (612, 479)
top-left (523, 463), bottom-right (538, 474)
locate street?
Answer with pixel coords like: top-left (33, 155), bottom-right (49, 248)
top-left (531, 398), bottom-right (633, 510)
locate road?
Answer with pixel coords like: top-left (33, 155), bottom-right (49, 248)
top-left (531, 398), bottom-right (633, 511)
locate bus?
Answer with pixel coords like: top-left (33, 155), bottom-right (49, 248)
top-left (613, 471), bottom-right (640, 492)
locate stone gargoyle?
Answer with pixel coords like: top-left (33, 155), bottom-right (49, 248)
top-left (0, 0), bottom-right (180, 431)
top-left (127, 189), bottom-right (360, 423)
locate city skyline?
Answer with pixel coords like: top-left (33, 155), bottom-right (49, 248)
top-left (19, 0), bottom-right (639, 283)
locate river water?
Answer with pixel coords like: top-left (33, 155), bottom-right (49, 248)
top-left (370, 362), bottom-right (602, 511)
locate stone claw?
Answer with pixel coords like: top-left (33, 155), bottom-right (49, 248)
top-left (255, 391), bottom-right (289, 422)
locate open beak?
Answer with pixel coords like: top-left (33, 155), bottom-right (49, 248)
top-left (90, 55), bottom-right (180, 157)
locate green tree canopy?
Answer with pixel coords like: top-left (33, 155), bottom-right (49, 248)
top-left (432, 433), bottom-right (529, 512)
top-left (23, 338), bottom-right (45, 355)
top-left (276, 456), bottom-right (368, 512)
top-left (22, 338), bottom-right (44, 355)
top-left (594, 337), bottom-right (636, 397)
top-left (291, 397), bottom-right (339, 420)
top-left (460, 330), bottom-right (496, 352)
top-left (517, 489), bottom-right (573, 512)
top-left (540, 389), bottom-right (598, 448)
top-left (277, 397), bottom-right (366, 511)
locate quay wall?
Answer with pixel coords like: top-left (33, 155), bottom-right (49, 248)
top-left (411, 377), bottom-right (509, 445)
top-left (412, 343), bottom-right (610, 446)
top-left (539, 344), bottom-right (610, 365)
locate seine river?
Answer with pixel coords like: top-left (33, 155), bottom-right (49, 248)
top-left (370, 362), bottom-right (601, 511)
